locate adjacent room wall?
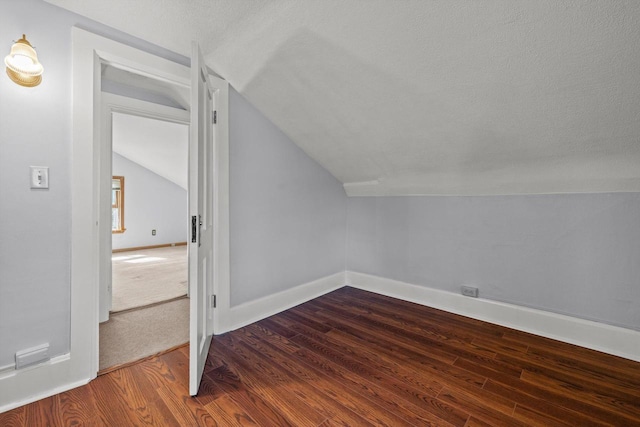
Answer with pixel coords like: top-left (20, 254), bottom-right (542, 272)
top-left (0, 0), bottom-right (188, 370)
top-left (112, 153), bottom-right (187, 250)
top-left (347, 193), bottom-right (640, 331)
top-left (229, 87), bottom-right (347, 306)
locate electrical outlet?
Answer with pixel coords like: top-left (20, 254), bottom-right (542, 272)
top-left (152, 229), bottom-right (156, 236)
top-left (461, 286), bottom-right (479, 298)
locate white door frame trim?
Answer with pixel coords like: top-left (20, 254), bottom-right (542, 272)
top-left (72, 25), bottom-right (230, 376)
top-left (206, 74), bottom-right (230, 335)
top-left (72, 26), bottom-right (230, 369)
top-left (72, 27), bottom-right (196, 380)
top-left (1, 27), bottom-right (230, 412)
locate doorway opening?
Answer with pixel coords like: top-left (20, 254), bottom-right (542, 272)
top-left (98, 76), bottom-right (192, 372)
top-left (70, 28), bottom-right (230, 395)
top-left (110, 113), bottom-right (189, 313)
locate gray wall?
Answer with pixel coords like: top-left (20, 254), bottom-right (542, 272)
top-left (230, 88), bottom-right (347, 306)
top-left (347, 193), bottom-right (640, 330)
top-left (0, 0), bottom-right (188, 369)
top-left (112, 153), bottom-right (187, 250)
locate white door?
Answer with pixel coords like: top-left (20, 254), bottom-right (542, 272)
top-left (189, 41), bottom-right (216, 396)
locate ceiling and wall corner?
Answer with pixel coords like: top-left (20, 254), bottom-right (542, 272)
top-left (112, 113), bottom-right (189, 190)
top-left (44, 0), bottom-right (640, 196)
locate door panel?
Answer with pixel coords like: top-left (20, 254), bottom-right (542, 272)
top-left (189, 41), bottom-right (215, 396)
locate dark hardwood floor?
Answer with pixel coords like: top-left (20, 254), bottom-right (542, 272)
top-left (2, 286), bottom-right (640, 426)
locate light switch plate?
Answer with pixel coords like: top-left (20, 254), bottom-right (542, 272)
top-left (30, 166), bottom-right (49, 189)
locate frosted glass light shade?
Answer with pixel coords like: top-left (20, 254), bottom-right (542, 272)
top-left (5, 35), bottom-right (43, 87)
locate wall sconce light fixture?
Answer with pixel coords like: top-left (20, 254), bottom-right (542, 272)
top-left (5, 34), bottom-right (44, 87)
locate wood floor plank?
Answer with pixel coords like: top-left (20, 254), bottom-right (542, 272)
top-left (207, 363), bottom-right (298, 426)
top-left (293, 299), bottom-right (502, 364)
top-left (527, 344), bottom-right (640, 378)
top-left (309, 307), bottom-right (461, 365)
top-left (23, 396), bottom-right (63, 427)
top-left (54, 381), bottom-right (101, 426)
top-left (502, 328), bottom-right (639, 371)
top-left (295, 333), bottom-right (464, 427)
top-left (225, 326), bottom-right (380, 426)
top-left (436, 388), bottom-right (522, 427)
top-left (213, 338), bottom-right (329, 426)
top-left (512, 352), bottom-right (640, 402)
top-left (216, 333), bottom-right (378, 427)
top-left (483, 378), bottom-right (630, 426)
top-left (159, 345), bottom-right (192, 395)
top-left (270, 319), bottom-right (445, 397)
top-left (0, 405), bottom-right (25, 427)
top-left (320, 291), bottom-right (486, 346)
top-left (5, 287), bottom-right (640, 426)
top-left (520, 345), bottom-right (640, 390)
top-left (464, 416), bottom-right (498, 427)
top-left (289, 332), bottom-right (468, 426)
top-left (152, 349), bottom-right (220, 426)
top-left (334, 288), bottom-right (507, 338)
top-left (511, 403), bottom-right (575, 427)
top-left (329, 341), bottom-right (481, 394)
top-left (155, 384), bottom-right (219, 426)
top-left (89, 374), bottom-right (147, 426)
top-left (279, 309), bottom-right (333, 333)
top-left (204, 393), bottom-right (259, 426)
top-left (249, 322), bottom-right (302, 353)
top-left (104, 367), bottom-right (175, 425)
top-left (254, 316), bottom-right (299, 339)
top-left (452, 355), bottom-right (523, 382)
top-left (520, 369), bottom-right (640, 419)
top-left (310, 311), bottom-right (488, 390)
top-left (218, 330), bottom-right (421, 426)
top-left (470, 335), bottom-right (530, 356)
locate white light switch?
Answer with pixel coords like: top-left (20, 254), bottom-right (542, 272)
top-left (30, 166), bottom-right (49, 189)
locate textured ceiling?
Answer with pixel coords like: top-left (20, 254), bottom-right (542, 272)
top-left (47, 0), bottom-right (640, 195)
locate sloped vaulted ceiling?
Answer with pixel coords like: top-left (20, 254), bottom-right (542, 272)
top-left (46, 0), bottom-right (640, 195)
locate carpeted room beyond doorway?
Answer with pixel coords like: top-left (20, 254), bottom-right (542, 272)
top-left (111, 245), bottom-right (188, 312)
top-left (100, 246), bottom-right (189, 372)
top-left (99, 298), bottom-right (189, 371)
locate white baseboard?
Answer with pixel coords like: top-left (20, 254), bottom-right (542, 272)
top-left (0, 354), bottom-right (92, 414)
top-left (346, 271), bottom-right (640, 362)
top-left (223, 272), bottom-right (346, 333)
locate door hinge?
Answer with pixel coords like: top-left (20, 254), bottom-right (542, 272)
top-left (211, 295), bottom-right (217, 308)
top-left (213, 110), bottom-right (217, 124)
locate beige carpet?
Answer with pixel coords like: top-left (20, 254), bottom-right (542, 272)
top-left (99, 297), bottom-right (189, 371)
top-left (112, 246), bottom-right (188, 312)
